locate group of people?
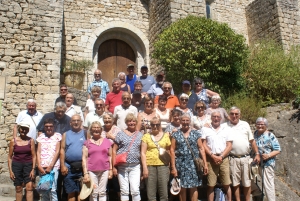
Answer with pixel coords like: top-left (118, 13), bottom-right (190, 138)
top-left (8, 64), bottom-right (281, 201)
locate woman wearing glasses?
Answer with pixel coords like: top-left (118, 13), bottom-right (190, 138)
top-left (84, 86), bottom-right (102, 118)
top-left (141, 117), bottom-right (171, 201)
top-left (175, 93), bottom-right (194, 120)
top-left (192, 78), bottom-right (218, 107)
top-left (205, 95), bottom-right (229, 124)
top-left (136, 97), bottom-right (157, 134)
top-left (192, 101), bottom-right (211, 131)
top-left (154, 82), bottom-right (179, 110)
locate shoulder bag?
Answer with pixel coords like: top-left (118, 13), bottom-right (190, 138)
top-left (151, 134), bottom-right (171, 165)
top-left (114, 131), bottom-right (138, 166)
top-left (184, 136), bottom-right (204, 179)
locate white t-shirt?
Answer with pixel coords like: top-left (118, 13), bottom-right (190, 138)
top-left (113, 105), bottom-right (138, 130)
top-left (201, 124), bottom-right (233, 154)
top-left (65, 104), bottom-right (84, 121)
top-left (15, 110), bottom-right (43, 141)
top-left (222, 120), bottom-right (253, 156)
top-left (83, 112), bottom-right (104, 128)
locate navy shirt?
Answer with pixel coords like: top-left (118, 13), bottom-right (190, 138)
top-left (36, 112), bottom-right (71, 134)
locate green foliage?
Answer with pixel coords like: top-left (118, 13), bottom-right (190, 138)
top-left (222, 92), bottom-right (266, 124)
top-left (243, 40), bottom-right (300, 106)
top-left (63, 59), bottom-right (94, 73)
top-left (153, 15), bottom-right (248, 94)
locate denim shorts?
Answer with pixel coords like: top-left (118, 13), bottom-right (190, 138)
top-left (12, 161), bottom-right (33, 186)
top-left (63, 165), bottom-right (82, 193)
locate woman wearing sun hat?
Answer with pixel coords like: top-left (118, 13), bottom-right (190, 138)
top-left (8, 121), bottom-right (36, 201)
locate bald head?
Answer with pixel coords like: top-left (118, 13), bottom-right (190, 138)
top-left (94, 69), bottom-right (102, 81)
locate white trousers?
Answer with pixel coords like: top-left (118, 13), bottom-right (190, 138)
top-left (259, 166), bottom-right (275, 201)
top-left (89, 170), bottom-right (109, 201)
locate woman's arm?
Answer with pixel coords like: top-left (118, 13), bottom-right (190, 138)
top-left (45, 141), bottom-right (60, 173)
top-left (82, 145), bottom-right (90, 183)
top-left (112, 143), bottom-right (119, 176)
top-left (108, 146), bottom-right (113, 179)
top-left (206, 89), bottom-right (219, 98)
top-left (170, 137), bottom-right (177, 177)
top-left (36, 142), bottom-right (45, 175)
top-left (136, 113), bottom-right (143, 131)
top-left (8, 139), bottom-right (15, 180)
top-left (127, 85), bottom-right (131, 94)
top-left (197, 138), bottom-right (208, 175)
top-left (140, 141), bottom-right (148, 179)
top-left (30, 139), bottom-right (36, 179)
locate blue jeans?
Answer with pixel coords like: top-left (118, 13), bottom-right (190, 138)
top-left (41, 167), bottom-right (59, 201)
top-left (117, 163), bottom-right (140, 201)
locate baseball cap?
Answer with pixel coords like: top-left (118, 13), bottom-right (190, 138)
top-left (140, 65), bottom-right (148, 69)
top-left (127, 64), bottom-right (134, 68)
top-left (182, 80), bottom-right (191, 85)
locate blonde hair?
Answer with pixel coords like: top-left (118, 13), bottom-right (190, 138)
top-left (89, 121), bottom-right (102, 134)
top-left (125, 113), bottom-right (137, 123)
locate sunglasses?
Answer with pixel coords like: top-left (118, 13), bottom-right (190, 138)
top-left (95, 104), bottom-right (104, 107)
top-left (163, 87), bottom-right (171, 90)
top-left (229, 113), bottom-right (239, 116)
top-left (151, 123), bottom-right (161, 127)
top-left (180, 99), bottom-right (188, 102)
top-left (196, 106), bottom-right (205, 110)
top-left (195, 83), bottom-right (202, 85)
top-left (60, 89), bottom-right (67, 91)
top-left (94, 74), bottom-right (101, 76)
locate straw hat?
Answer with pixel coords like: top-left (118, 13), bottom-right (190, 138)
top-left (170, 177), bottom-right (181, 195)
top-left (251, 164), bottom-right (259, 180)
top-left (79, 178), bottom-right (94, 200)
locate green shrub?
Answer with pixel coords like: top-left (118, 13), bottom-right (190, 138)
top-left (243, 40), bottom-right (300, 106)
top-left (222, 93), bottom-right (266, 124)
top-left (153, 15), bottom-right (248, 94)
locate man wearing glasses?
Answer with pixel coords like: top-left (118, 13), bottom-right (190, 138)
top-left (178, 80), bottom-right (198, 113)
top-left (83, 98), bottom-right (105, 130)
top-left (55, 84), bottom-right (78, 105)
top-left (87, 69), bottom-right (110, 101)
top-left (154, 82), bottom-right (179, 109)
top-left (223, 107), bottom-right (260, 201)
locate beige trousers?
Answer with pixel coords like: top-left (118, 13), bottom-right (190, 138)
top-left (259, 166), bottom-right (275, 201)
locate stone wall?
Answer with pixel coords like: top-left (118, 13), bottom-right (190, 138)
top-left (0, 0), bottom-right (63, 174)
top-left (169, 0), bottom-right (206, 22)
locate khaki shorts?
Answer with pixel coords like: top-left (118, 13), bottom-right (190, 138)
top-left (207, 157), bottom-right (231, 187)
top-left (229, 156), bottom-right (251, 187)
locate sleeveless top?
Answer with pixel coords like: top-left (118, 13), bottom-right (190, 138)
top-left (155, 108), bottom-right (170, 130)
top-left (13, 138), bottom-right (32, 163)
top-left (120, 84), bottom-right (129, 92)
top-left (194, 89), bottom-right (209, 106)
top-left (140, 112), bottom-right (157, 134)
top-left (126, 74), bottom-right (137, 92)
top-left (65, 130), bottom-right (86, 163)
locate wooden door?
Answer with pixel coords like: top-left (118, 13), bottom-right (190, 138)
top-left (98, 39), bottom-right (136, 89)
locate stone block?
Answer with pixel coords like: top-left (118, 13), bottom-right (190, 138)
top-left (20, 51), bottom-right (34, 58)
top-left (34, 52), bottom-right (45, 59)
top-left (41, 47), bottom-right (53, 52)
top-left (6, 77), bottom-right (19, 84)
top-left (2, 56), bottom-right (12, 62)
top-left (4, 49), bottom-right (19, 56)
top-left (47, 65), bottom-right (59, 71)
top-left (20, 64), bottom-right (32, 69)
top-left (36, 85), bottom-right (51, 94)
top-left (30, 77), bottom-right (41, 85)
top-left (26, 69), bottom-right (36, 77)
top-left (19, 77), bottom-right (30, 85)
top-left (13, 57), bottom-right (26, 63)
top-left (0, 62), bottom-right (6, 69)
top-left (45, 52), bottom-right (60, 60)
top-left (2, 68), bottom-right (16, 76)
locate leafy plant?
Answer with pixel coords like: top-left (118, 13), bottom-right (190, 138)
top-left (63, 59), bottom-right (94, 73)
top-left (243, 40), bottom-right (300, 106)
top-left (153, 15), bottom-right (248, 94)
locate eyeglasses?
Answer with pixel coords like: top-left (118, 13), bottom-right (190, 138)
top-left (94, 74), bottom-right (101, 76)
top-left (196, 106), bottom-right (205, 110)
top-left (145, 102), bottom-right (153, 105)
top-left (229, 113), bottom-right (239, 116)
top-left (195, 83), bottom-right (202, 85)
top-left (211, 116), bottom-right (221, 119)
top-left (180, 99), bottom-right (188, 102)
top-left (95, 104), bottom-right (103, 107)
top-left (60, 89), bottom-right (67, 91)
top-left (123, 97), bottom-right (131, 100)
top-left (151, 123), bottom-right (161, 127)
top-left (163, 87), bottom-right (171, 90)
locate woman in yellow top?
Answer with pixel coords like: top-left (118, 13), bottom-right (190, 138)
top-left (141, 117), bottom-right (171, 201)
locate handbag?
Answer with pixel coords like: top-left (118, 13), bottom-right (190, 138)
top-left (184, 137), bottom-right (204, 178)
top-left (114, 131), bottom-right (138, 166)
top-left (36, 170), bottom-right (55, 193)
top-left (151, 134), bottom-right (171, 165)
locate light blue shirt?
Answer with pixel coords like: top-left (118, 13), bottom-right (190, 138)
top-left (87, 79), bottom-right (110, 100)
top-left (137, 75), bottom-right (156, 92)
top-left (147, 83), bottom-right (174, 98)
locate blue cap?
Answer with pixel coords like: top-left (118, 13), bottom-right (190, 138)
top-left (140, 65), bottom-right (148, 69)
top-left (182, 80), bottom-right (191, 85)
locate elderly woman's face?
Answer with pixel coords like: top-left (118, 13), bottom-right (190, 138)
top-left (91, 124), bottom-right (102, 136)
top-left (19, 126), bottom-right (29, 136)
top-left (180, 97), bottom-right (188, 108)
top-left (194, 82), bottom-right (203, 91)
top-left (144, 100), bottom-right (154, 110)
top-left (181, 117), bottom-right (190, 128)
top-left (92, 90), bottom-right (100, 99)
top-left (126, 119), bottom-right (137, 129)
top-left (211, 99), bottom-right (220, 108)
top-left (151, 120), bottom-right (161, 132)
top-left (256, 121), bottom-right (267, 133)
top-left (196, 104), bottom-right (205, 115)
top-left (172, 114), bottom-right (180, 123)
top-left (103, 115), bottom-right (113, 127)
top-left (119, 75), bottom-right (125, 84)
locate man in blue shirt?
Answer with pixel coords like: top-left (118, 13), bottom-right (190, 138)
top-left (147, 71), bottom-right (174, 98)
top-left (126, 64), bottom-right (138, 92)
top-left (87, 69), bottom-right (110, 101)
top-left (137, 65), bottom-right (156, 93)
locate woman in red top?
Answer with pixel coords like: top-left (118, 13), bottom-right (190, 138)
top-left (8, 122), bottom-right (36, 201)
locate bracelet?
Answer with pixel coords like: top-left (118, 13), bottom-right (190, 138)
top-left (84, 172), bottom-right (89, 175)
top-left (256, 152), bottom-right (260, 155)
top-left (268, 154), bottom-right (271, 158)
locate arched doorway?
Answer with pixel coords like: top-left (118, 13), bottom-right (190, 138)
top-left (98, 39), bottom-right (136, 88)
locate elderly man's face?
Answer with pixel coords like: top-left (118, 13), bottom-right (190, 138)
top-left (163, 84), bottom-right (172, 96)
top-left (122, 93), bottom-right (131, 107)
top-left (127, 66), bottom-right (134, 75)
top-left (141, 68), bottom-right (148, 76)
top-left (95, 100), bottom-right (104, 114)
top-left (94, 70), bottom-right (102, 81)
top-left (70, 115), bottom-right (82, 131)
top-left (27, 102), bottom-right (37, 115)
top-left (211, 113), bottom-right (222, 128)
top-left (156, 75), bottom-right (165, 85)
top-left (229, 109), bottom-right (240, 125)
top-left (55, 107), bottom-right (66, 119)
top-left (112, 81), bottom-right (121, 91)
top-left (60, 86), bottom-right (68, 96)
top-left (65, 94), bottom-right (74, 107)
top-left (182, 84), bottom-right (191, 93)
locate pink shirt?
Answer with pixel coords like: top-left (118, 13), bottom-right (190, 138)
top-left (105, 91), bottom-right (123, 113)
top-left (36, 132), bottom-right (62, 168)
top-left (84, 138), bottom-right (112, 171)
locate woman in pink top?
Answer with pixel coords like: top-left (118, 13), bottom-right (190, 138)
top-left (82, 121), bottom-right (113, 201)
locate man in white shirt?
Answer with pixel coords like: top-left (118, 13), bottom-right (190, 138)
top-left (13, 99), bottom-right (43, 141)
top-left (65, 93), bottom-right (84, 121)
top-left (83, 99), bottom-right (105, 129)
top-left (201, 111), bottom-right (233, 201)
top-left (113, 91), bottom-right (138, 130)
top-left (223, 107), bottom-right (260, 201)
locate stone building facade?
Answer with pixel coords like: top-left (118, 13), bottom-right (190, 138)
top-left (0, 0), bottom-right (299, 179)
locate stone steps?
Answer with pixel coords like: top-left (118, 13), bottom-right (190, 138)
top-left (0, 183), bottom-right (16, 197)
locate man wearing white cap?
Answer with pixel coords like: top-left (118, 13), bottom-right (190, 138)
top-left (13, 99), bottom-right (43, 141)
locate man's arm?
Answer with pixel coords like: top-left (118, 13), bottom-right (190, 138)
top-left (250, 139), bottom-right (260, 164)
top-left (60, 133), bottom-right (68, 176)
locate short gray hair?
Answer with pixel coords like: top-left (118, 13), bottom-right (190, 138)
top-left (103, 112), bottom-right (114, 120)
top-left (162, 82), bottom-right (172, 88)
top-left (112, 78), bottom-right (121, 85)
top-left (55, 101), bottom-right (67, 110)
top-left (27, 99), bottom-right (36, 105)
top-left (256, 117), bottom-right (268, 127)
top-left (193, 77), bottom-right (205, 88)
top-left (230, 106), bottom-right (240, 114)
top-left (179, 93), bottom-right (189, 99)
top-left (211, 95), bottom-right (221, 101)
top-left (180, 113), bottom-right (191, 121)
top-left (118, 72), bottom-right (126, 77)
top-left (211, 111), bottom-right (221, 118)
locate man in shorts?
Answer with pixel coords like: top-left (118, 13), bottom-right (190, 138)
top-left (60, 114), bottom-right (86, 201)
top-left (223, 107), bottom-right (260, 201)
top-left (201, 111), bottom-right (233, 201)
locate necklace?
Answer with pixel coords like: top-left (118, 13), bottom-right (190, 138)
top-left (92, 137), bottom-right (103, 146)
